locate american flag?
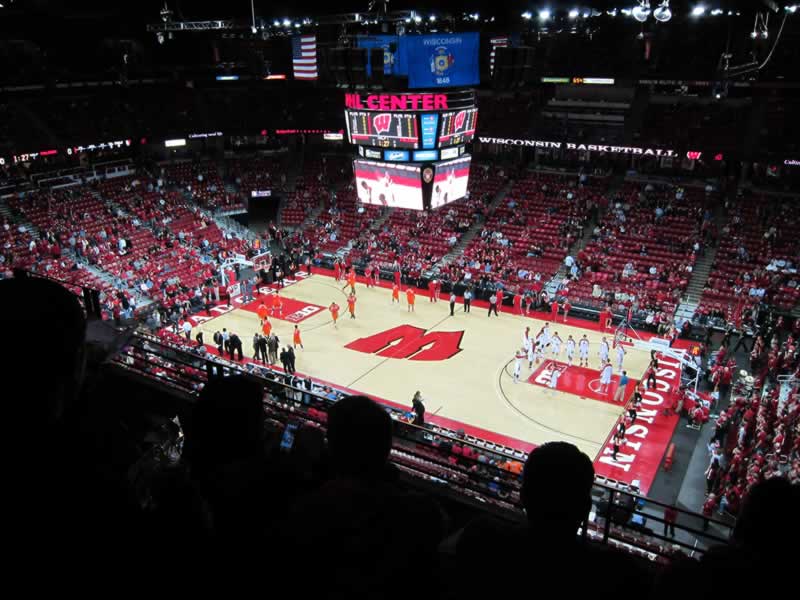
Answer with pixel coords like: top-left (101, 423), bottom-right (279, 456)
top-left (489, 36), bottom-right (509, 75)
top-left (292, 35), bottom-right (317, 80)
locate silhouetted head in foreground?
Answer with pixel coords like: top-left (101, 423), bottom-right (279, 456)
top-left (183, 376), bottom-right (265, 474)
top-left (732, 477), bottom-right (799, 557)
top-left (0, 277), bottom-right (86, 429)
top-left (521, 442), bottom-right (595, 540)
top-left (327, 395), bottom-right (392, 480)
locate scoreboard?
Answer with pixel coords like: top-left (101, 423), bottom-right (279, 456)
top-left (345, 91), bottom-right (477, 211)
top-left (438, 108), bottom-right (478, 147)
top-left (346, 111), bottom-right (419, 149)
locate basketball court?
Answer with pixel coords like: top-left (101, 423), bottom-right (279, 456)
top-left (183, 270), bottom-right (683, 493)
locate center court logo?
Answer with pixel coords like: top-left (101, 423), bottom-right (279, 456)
top-left (345, 324), bottom-right (464, 361)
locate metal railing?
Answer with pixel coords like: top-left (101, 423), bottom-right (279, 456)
top-left (111, 328), bottom-right (733, 562)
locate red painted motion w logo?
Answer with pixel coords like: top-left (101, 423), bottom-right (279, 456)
top-left (345, 324), bottom-right (464, 361)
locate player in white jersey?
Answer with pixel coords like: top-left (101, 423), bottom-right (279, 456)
top-left (513, 348), bottom-right (526, 383)
top-left (522, 326), bottom-right (532, 352)
top-left (548, 363), bottom-right (564, 389)
top-left (565, 335), bottom-right (576, 365)
top-left (550, 332), bottom-right (562, 357)
top-left (542, 323), bottom-right (551, 346)
top-left (600, 360), bottom-right (614, 394)
top-left (578, 334), bottom-right (590, 367)
top-left (615, 344), bottom-right (626, 372)
top-left (599, 337), bottom-right (610, 365)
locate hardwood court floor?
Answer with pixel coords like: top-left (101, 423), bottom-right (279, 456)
top-left (196, 274), bottom-right (652, 460)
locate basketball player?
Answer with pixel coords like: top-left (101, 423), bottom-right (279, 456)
top-left (329, 301), bottom-right (340, 328)
top-left (616, 344), bottom-right (627, 373)
top-left (347, 292), bottom-right (357, 319)
top-left (257, 301), bottom-right (269, 322)
top-left (600, 360), bottom-right (614, 394)
top-left (261, 317), bottom-right (272, 337)
top-left (522, 326), bottom-right (532, 351)
top-left (344, 268), bottom-right (356, 295)
top-left (365, 264), bottom-right (373, 288)
top-left (565, 335), bottom-right (576, 365)
top-left (293, 325), bottom-right (303, 350)
top-left (406, 288), bottom-right (415, 312)
top-left (579, 334), bottom-right (590, 367)
top-left (334, 259), bottom-right (342, 282)
top-left (429, 279), bottom-right (438, 302)
top-left (548, 363), bottom-right (564, 390)
top-left (392, 283), bottom-right (400, 303)
top-left (513, 347), bottom-right (526, 383)
top-left (562, 299), bottom-right (571, 323)
top-left (599, 336), bottom-right (610, 366)
top-left (271, 291), bottom-right (282, 317)
top-left (551, 332), bottom-right (562, 358)
top-left (373, 265), bottom-right (380, 287)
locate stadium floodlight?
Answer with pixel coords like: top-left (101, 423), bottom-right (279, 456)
top-left (569, 9), bottom-right (579, 19)
top-left (522, 11), bottom-right (532, 19)
top-left (413, 14), bottom-right (422, 23)
top-left (653, 1), bottom-right (672, 22)
top-left (786, 5), bottom-right (797, 13)
top-left (538, 9), bottom-right (551, 21)
top-left (273, 20), bottom-right (280, 26)
top-left (282, 18), bottom-right (291, 27)
top-left (633, 1), bottom-right (651, 22)
top-left (691, 5), bottom-right (706, 17)
top-left (710, 8), bottom-right (723, 15)
top-left (429, 15), bottom-right (436, 22)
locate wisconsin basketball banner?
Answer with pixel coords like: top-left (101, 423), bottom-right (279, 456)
top-left (404, 33), bottom-right (480, 88)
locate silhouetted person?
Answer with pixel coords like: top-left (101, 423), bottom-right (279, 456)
top-left (228, 332), bottom-right (243, 361)
top-left (285, 396), bottom-right (443, 599)
top-left (0, 277), bottom-right (148, 584)
top-left (287, 346), bottom-right (296, 374)
top-left (452, 442), bottom-right (651, 597)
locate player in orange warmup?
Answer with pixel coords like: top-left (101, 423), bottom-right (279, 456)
top-left (392, 283), bottom-right (400, 303)
top-left (293, 324), bottom-right (303, 350)
top-left (257, 302), bottom-right (269, 321)
top-left (271, 291), bottom-right (282, 316)
top-left (347, 292), bottom-right (357, 319)
top-left (261, 318), bottom-right (272, 336)
top-left (329, 301), bottom-right (340, 328)
top-left (406, 288), bottom-right (416, 312)
top-left (343, 268), bottom-right (356, 295)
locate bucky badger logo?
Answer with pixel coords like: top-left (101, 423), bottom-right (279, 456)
top-left (372, 113), bottom-right (392, 135)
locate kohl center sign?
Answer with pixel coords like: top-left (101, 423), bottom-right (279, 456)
top-left (477, 136), bottom-right (677, 157)
top-left (345, 93), bottom-right (450, 111)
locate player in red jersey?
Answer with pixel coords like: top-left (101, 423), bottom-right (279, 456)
top-left (514, 290), bottom-right (523, 315)
top-left (365, 265), bottom-right (373, 288)
top-left (550, 299), bottom-right (559, 322)
top-left (392, 284), bottom-right (400, 303)
top-left (429, 279), bottom-right (439, 302)
top-left (562, 299), bottom-right (571, 323)
top-left (334, 259), bottom-right (342, 282)
top-left (495, 288), bottom-right (503, 314)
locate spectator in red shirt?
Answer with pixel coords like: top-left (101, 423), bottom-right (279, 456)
top-left (663, 504), bottom-right (678, 538)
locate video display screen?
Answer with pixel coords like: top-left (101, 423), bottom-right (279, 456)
top-left (438, 108), bottom-right (478, 147)
top-left (346, 110), bottom-right (419, 149)
top-left (354, 159), bottom-right (423, 210)
top-left (431, 156), bottom-right (471, 209)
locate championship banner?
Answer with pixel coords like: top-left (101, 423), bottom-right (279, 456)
top-left (357, 35), bottom-right (398, 76)
top-left (404, 33), bottom-right (480, 89)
